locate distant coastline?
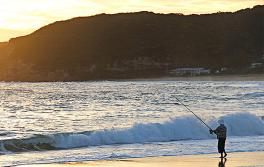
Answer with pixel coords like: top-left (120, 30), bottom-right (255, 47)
top-left (123, 74), bottom-right (264, 81)
top-left (0, 74), bottom-right (263, 82)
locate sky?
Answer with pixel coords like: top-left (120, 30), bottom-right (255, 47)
top-left (0, 0), bottom-right (263, 42)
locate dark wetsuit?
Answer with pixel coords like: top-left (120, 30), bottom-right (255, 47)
top-left (214, 124), bottom-right (227, 153)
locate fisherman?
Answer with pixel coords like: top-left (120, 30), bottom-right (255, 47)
top-left (210, 119), bottom-right (227, 158)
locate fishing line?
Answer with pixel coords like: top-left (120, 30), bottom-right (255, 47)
top-left (174, 97), bottom-right (212, 130)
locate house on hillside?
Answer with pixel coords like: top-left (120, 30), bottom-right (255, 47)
top-left (170, 68), bottom-right (210, 76)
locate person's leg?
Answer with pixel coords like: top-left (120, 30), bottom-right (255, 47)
top-left (218, 138), bottom-right (225, 158)
top-left (224, 150), bottom-right (227, 157)
top-left (223, 138), bottom-right (227, 157)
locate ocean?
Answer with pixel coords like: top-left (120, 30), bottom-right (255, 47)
top-left (0, 81), bottom-right (263, 166)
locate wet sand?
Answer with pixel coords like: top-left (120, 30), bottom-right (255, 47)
top-left (19, 151), bottom-right (264, 167)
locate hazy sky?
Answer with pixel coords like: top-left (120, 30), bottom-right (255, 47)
top-left (0, 0), bottom-right (263, 42)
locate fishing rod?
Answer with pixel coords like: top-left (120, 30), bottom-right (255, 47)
top-left (174, 97), bottom-right (212, 130)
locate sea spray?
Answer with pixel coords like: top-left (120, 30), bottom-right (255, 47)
top-left (55, 112), bottom-right (264, 149)
top-left (0, 112), bottom-right (263, 153)
top-left (220, 112), bottom-right (264, 136)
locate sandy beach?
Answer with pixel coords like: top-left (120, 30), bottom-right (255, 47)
top-left (18, 151), bottom-right (264, 167)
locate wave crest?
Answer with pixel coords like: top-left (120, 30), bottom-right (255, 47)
top-left (0, 112), bottom-right (263, 153)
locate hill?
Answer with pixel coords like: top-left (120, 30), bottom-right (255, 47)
top-left (0, 5), bottom-right (263, 81)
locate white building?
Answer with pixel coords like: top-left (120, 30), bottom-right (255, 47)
top-left (250, 63), bottom-right (263, 68)
top-left (170, 68), bottom-right (210, 76)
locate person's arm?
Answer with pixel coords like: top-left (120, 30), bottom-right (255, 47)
top-left (213, 126), bottom-right (221, 134)
top-left (209, 126), bottom-right (220, 134)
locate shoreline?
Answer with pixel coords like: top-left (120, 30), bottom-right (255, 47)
top-left (0, 74), bottom-right (264, 82)
top-left (18, 151), bottom-right (264, 167)
top-left (125, 74), bottom-right (264, 81)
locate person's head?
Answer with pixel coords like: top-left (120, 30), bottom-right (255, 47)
top-left (218, 119), bottom-right (224, 125)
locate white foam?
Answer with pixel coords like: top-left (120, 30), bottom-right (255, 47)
top-left (220, 112), bottom-right (264, 136)
top-left (54, 112), bottom-right (264, 149)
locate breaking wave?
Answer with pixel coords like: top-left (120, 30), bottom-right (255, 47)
top-left (0, 112), bottom-right (263, 153)
top-left (242, 92), bottom-right (264, 98)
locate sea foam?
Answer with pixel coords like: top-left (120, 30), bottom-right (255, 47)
top-left (54, 112), bottom-right (264, 148)
top-left (0, 112), bottom-right (263, 152)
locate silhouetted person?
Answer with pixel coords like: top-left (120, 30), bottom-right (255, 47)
top-left (218, 157), bottom-right (227, 167)
top-left (210, 119), bottom-right (227, 158)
